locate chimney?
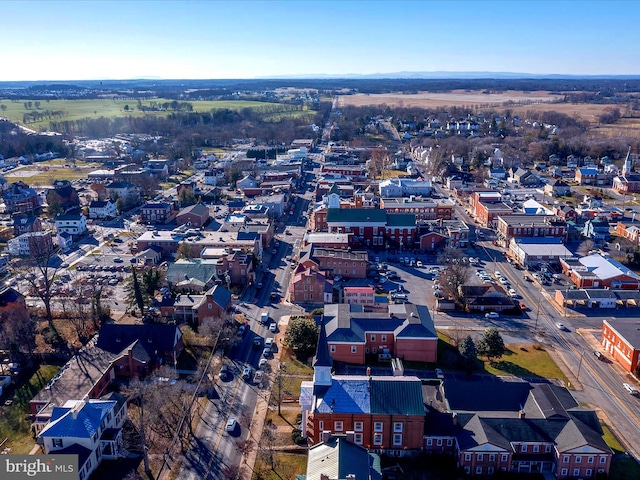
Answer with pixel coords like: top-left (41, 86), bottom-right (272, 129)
top-left (321, 430), bottom-right (332, 443)
top-left (346, 431), bottom-right (355, 443)
top-left (519, 410), bottom-right (526, 419)
top-left (346, 475), bottom-right (356, 480)
top-left (320, 475), bottom-right (330, 480)
top-left (452, 412), bottom-right (458, 426)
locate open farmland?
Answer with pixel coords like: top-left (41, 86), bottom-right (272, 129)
top-left (0, 98), bottom-right (313, 131)
top-left (338, 89), bottom-right (564, 109)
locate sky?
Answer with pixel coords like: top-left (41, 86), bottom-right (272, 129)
top-left (2, 0), bottom-right (639, 81)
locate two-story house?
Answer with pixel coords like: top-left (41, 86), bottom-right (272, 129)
top-left (55, 211), bottom-right (87, 236)
top-left (12, 214), bottom-right (42, 237)
top-left (140, 202), bottom-right (178, 225)
top-left (47, 181), bottom-right (80, 213)
top-left (39, 396), bottom-right (128, 480)
top-left (89, 200), bottom-right (117, 219)
top-left (6, 230), bottom-right (55, 257)
top-left (289, 267), bottom-right (333, 304)
top-left (3, 181), bottom-right (40, 214)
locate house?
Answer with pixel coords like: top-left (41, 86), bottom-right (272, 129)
top-left (57, 231), bottom-right (73, 252)
top-left (55, 211), bottom-right (87, 236)
top-left (555, 205), bottom-right (578, 222)
top-left (343, 286), bottom-right (376, 307)
top-left (12, 214), bottom-right (42, 236)
top-left (95, 323), bottom-right (184, 376)
top-left (510, 168), bottom-right (538, 186)
top-left (378, 178), bottom-right (432, 197)
top-left (89, 200), bottom-right (117, 219)
top-left (424, 379), bottom-right (613, 478)
top-left (460, 285), bottom-right (518, 313)
top-left (575, 168), bottom-right (613, 186)
top-left (39, 396), bottom-right (127, 480)
top-left (612, 149), bottom-right (640, 193)
top-left (544, 179), bottom-right (571, 197)
top-left (289, 267), bottom-right (333, 304)
top-left (560, 253), bottom-right (640, 289)
top-left (601, 319), bottom-right (640, 373)
top-left (6, 230), bottom-right (55, 256)
top-left (496, 215), bottom-right (567, 247)
top-left (302, 246), bottom-right (369, 279)
top-left (322, 303), bottom-right (437, 364)
top-left (0, 286), bottom-right (26, 310)
top-left (236, 175), bottom-right (258, 191)
top-left (105, 181), bottom-right (139, 204)
top-left (166, 258), bottom-right (221, 291)
top-left (176, 203), bottom-right (210, 227)
top-left (582, 218), bottom-right (611, 243)
top-left (3, 181), bottom-right (40, 214)
top-left (140, 202), bottom-right (178, 225)
top-left (419, 219), bottom-right (469, 250)
top-left (509, 238), bottom-right (573, 268)
top-left (615, 221), bottom-right (640, 246)
top-left (146, 159), bottom-right (170, 178)
top-left (300, 319), bottom-right (426, 452)
top-left (46, 181), bottom-right (80, 213)
top-left (171, 284), bottom-right (232, 326)
top-left (135, 246), bottom-right (163, 266)
top-left (305, 433), bottom-right (382, 480)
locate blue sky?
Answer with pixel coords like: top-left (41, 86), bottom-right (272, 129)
top-left (2, 0), bottom-right (639, 81)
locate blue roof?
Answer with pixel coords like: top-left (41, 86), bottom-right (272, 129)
top-left (316, 378), bottom-right (370, 414)
top-left (41, 400), bottom-right (116, 439)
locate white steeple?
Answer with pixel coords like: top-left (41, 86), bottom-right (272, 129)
top-left (623, 147), bottom-right (632, 176)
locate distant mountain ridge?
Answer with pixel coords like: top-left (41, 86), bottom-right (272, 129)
top-left (257, 71), bottom-right (640, 80)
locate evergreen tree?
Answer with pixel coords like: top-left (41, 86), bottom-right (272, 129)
top-left (477, 328), bottom-right (505, 362)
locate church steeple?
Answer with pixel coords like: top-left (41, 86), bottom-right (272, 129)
top-left (313, 316), bottom-right (333, 387)
top-left (623, 146), bottom-right (632, 176)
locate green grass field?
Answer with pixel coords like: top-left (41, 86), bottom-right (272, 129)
top-left (0, 98), bottom-right (310, 131)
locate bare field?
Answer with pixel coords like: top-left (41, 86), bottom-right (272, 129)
top-left (589, 117), bottom-right (640, 138)
top-left (338, 89), bottom-right (564, 108)
top-left (510, 102), bottom-right (615, 124)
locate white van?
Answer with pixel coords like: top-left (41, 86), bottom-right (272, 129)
top-left (260, 312), bottom-right (269, 324)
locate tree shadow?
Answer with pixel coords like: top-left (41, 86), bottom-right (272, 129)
top-left (486, 360), bottom-right (539, 379)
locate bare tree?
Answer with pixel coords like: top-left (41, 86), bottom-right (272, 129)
top-left (438, 247), bottom-right (471, 307)
top-left (13, 241), bottom-right (62, 327)
top-left (577, 239), bottom-right (595, 257)
top-left (235, 438), bottom-right (255, 464)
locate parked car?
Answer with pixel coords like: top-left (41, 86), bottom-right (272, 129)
top-left (262, 347), bottom-right (272, 358)
top-left (253, 371), bottom-right (264, 385)
top-left (225, 418), bottom-right (237, 432)
top-left (258, 358), bottom-right (268, 370)
top-left (435, 368), bottom-right (444, 379)
top-left (242, 366), bottom-right (253, 380)
top-left (623, 383), bottom-right (638, 395)
top-left (555, 322), bottom-right (565, 330)
top-left (219, 364), bottom-right (229, 380)
top-left (485, 312), bottom-right (500, 319)
top-left (594, 351), bottom-right (604, 360)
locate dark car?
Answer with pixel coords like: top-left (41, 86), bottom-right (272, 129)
top-left (594, 351), bottom-right (604, 360)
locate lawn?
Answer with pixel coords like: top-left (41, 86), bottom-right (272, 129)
top-left (0, 364), bottom-right (61, 454)
top-left (279, 346), bottom-right (313, 377)
top-left (5, 167), bottom-right (93, 185)
top-left (252, 451), bottom-right (307, 480)
top-left (0, 98), bottom-right (305, 131)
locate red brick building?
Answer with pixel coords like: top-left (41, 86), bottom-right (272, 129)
top-left (496, 214), bottom-right (567, 246)
top-left (325, 208), bottom-right (417, 249)
top-left (419, 220), bottom-right (469, 250)
top-left (300, 246), bottom-right (368, 279)
top-left (300, 320), bottom-right (426, 454)
top-left (380, 197), bottom-right (455, 221)
top-left (176, 203), bottom-right (210, 227)
top-left (560, 254), bottom-right (640, 289)
top-left (615, 222), bottom-right (640, 246)
top-left (323, 303), bottom-right (437, 364)
top-left (289, 268), bottom-right (333, 304)
top-left (470, 192), bottom-right (513, 228)
top-left (602, 319), bottom-right (640, 373)
top-left (140, 201), bottom-right (178, 224)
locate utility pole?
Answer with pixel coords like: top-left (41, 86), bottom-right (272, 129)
top-left (534, 287), bottom-right (542, 332)
top-left (576, 349), bottom-right (585, 381)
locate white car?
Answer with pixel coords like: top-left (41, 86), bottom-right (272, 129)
top-left (485, 312), bottom-right (500, 319)
top-left (623, 383), bottom-right (638, 395)
top-left (499, 277), bottom-right (509, 285)
top-left (258, 358), bottom-right (268, 370)
top-left (555, 322), bottom-right (565, 330)
top-left (225, 418), bottom-right (237, 432)
top-left (269, 322), bottom-right (277, 333)
top-left (508, 288), bottom-right (517, 298)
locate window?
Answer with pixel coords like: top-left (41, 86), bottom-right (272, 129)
top-left (394, 423), bottom-right (403, 433)
top-left (476, 467), bottom-right (482, 474)
top-left (371, 334), bottom-right (376, 342)
top-left (576, 456), bottom-right (582, 463)
top-left (563, 456), bottom-right (570, 463)
top-left (464, 467), bottom-right (470, 474)
top-left (393, 434), bottom-right (402, 446)
top-left (488, 467), bottom-right (494, 475)
top-left (600, 456), bottom-right (607, 464)
top-left (586, 469), bottom-right (592, 477)
top-left (561, 469), bottom-right (568, 476)
top-left (447, 439), bottom-right (453, 446)
top-left (330, 345), bottom-right (336, 353)
top-left (533, 445), bottom-right (539, 453)
top-left (521, 445), bottom-right (527, 453)
top-left (477, 454), bottom-right (484, 461)
top-left (489, 454), bottom-right (495, 462)
top-left (374, 422), bottom-right (383, 432)
top-left (465, 453), bottom-right (471, 461)
top-left (427, 439), bottom-right (433, 446)
top-left (501, 454), bottom-right (508, 462)
top-left (437, 439), bottom-right (443, 446)
top-left (351, 346), bottom-right (357, 354)
top-left (354, 433), bottom-right (363, 445)
top-left (334, 421), bottom-right (343, 432)
top-left (354, 422), bottom-right (363, 432)
top-left (588, 456), bottom-right (594, 464)
top-left (53, 438), bottom-right (63, 448)
top-left (373, 433), bottom-right (383, 445)
top-left (208, 303), bottom-right (212, 309)
top-left (545, 445), bottom-right (551, 453)
top-left (573, 469), bottom-right (580, 477)
top-left (318, 421), bottom-right (324, 431)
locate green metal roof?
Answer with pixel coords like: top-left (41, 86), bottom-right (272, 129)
top-left (370, 378), bottom-right (424, 415)
top-left (326, 208), bottom-right (387, 224)
top-left (385, 213), bottom-right (416, 226)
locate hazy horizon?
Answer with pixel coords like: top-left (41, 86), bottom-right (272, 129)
top-left (2, 0), bottom-right (639, 82)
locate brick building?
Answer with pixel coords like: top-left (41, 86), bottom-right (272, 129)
top-left (380, 197), bottom-right (455, 221)
top-left (560, 254), bottom-right (640, 289)
top-left (289, 268), bottom-right (333, 304)
top-left (602, 319), bottom-right (640, 373)
top-left (496, 215), bottom-right (567, 246)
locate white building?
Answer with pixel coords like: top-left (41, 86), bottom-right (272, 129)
top-left (55, 211), bottom-right (87, 236)
top-left (379, 178), bottom-right (433, 198)
top-left (39, 396), bottom-right (127, 480)
top-left (89, 200), bottom-right (117, 219)
top-left (6, 230), bottom-right (54, 256)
